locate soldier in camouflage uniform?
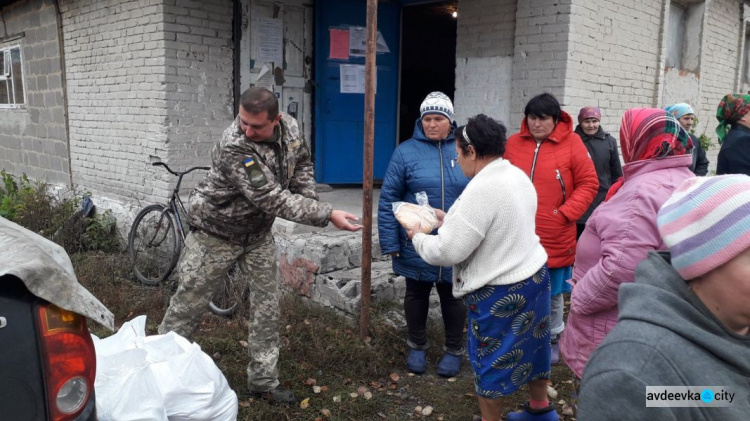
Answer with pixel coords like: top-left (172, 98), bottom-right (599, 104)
top-left (158, 87), bottom-right (362, 404)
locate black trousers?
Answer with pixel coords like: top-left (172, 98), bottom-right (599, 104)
top-left (404, 278), bottom-right (466, 354)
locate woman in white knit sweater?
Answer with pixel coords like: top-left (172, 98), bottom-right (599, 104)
top-left (407, 114), bottom-right (558, 421)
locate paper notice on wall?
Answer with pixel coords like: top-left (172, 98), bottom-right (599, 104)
top-left (254, 64), bottom-right (273, 90)
top-left (329, 28), bottom-right (349, 60)
top-left (348, 26), bottom-right (390, 56)
top-left (340, 64), bottom-right (374, 94)
top-left (349, 26), bottom-right (366, 57)
top-left (257, 17), bottom-right (283, 63)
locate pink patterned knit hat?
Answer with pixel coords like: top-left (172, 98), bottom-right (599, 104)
top-left (657, 175), bottom-right (750, 280)
top-left (578, 106), bottom-right (601, 123)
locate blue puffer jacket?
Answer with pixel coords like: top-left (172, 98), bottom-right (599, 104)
top-left (377, 119), bottom-right (469, 282)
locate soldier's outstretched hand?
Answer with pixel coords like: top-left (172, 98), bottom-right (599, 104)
top-left (330, 210), bottom-right (364, 231)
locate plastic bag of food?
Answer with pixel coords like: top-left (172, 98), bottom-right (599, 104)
top-left (392, 192), bottom-right (438, 234)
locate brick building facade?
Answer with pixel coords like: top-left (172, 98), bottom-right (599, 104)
top-left (1, 0), bottom-right (749, 217)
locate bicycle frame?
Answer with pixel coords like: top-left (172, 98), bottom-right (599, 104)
top-left (152, 162), bottom-right (209, 242)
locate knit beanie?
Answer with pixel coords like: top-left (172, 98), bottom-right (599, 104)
top-left (577, 106), bottom-right (601, 123)
top-left (657, 175), bottom-right (750, 280)
top-left (665, 103), bottom-right (695, 120)
top-left (420, 92), bottom-right (454, 122)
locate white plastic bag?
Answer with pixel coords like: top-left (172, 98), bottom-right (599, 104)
top-left (93, 316), bottom-right (238, 421)
top-left (392, 191), bottom-right (438, 234)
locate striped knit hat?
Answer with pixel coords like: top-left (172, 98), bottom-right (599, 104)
top-left (420, 91), bottom-right (454, 123)
top-left (657, 175), bottom-right (750, 280)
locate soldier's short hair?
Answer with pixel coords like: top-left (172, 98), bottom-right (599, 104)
top-left (240, 87), bottom-right (279, 120)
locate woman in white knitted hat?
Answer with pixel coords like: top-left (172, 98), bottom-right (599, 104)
top-left (377, 92), bottom-right (469, 377)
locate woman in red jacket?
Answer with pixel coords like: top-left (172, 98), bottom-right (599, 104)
top-left (505, 93), bottom-right (598, 365)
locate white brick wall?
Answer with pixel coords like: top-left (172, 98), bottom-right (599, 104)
top-left (564, 0), bottom-right (664, 135)
top-left (509, 0), bottom-right (573, 130)
top-left (162, 0), bottom-right (234, 191)
top-left (60, 0), bottom-right (234, 205)
top-left (454, 0), bottom-right (516, 127)
top-left (60, 0), bottom-right (171, 204)
top-left (0, 0), bottom-right (70, 185)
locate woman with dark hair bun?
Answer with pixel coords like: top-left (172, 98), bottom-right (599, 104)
top-left (406, 114), bottom-right (559, 421)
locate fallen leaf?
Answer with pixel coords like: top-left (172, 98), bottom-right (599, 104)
top-left (320, 386), bottom-right (329, 392)
top-left (562, 380), bottom-right (573, 384)
top-left (286, 324), bottom-right (292, 330)
top-left (212, 352), bottom-right (221, 360)
top-left (239, 400), bottom-right (250, 408)
top-left (304, 319), bottom-right (311, 325)
top-left (437, 416), bottom-right (444, 421)
top-left (389, 372), bottom-right (400, 382)
top-left (547, 385), bottom-right (558, 400)
top-left (415, 406), bottom-right (423, 413)
top-left (305, 378), bottom-right (317, 386)
top-left (320, 408), bottom-right (331, 417)
top-left (313, 386), bottom-right (322, 394)
top-left (422, 405), bottom-right (434, 416)
top-left (387, 383), bottom-right (398, 390)
top-left (333, 395), bottom-right (341, 403)
top-left (370, 381), bottom-right (382, 389)
top-left (562, 403), bottom-right (574, 416)
top-left (300, 397), bottom-right (310, 409)
top-left (364, 391), bottom-right (373, 400)
top-left (377, 413), bottom-right (387, 419)
top-left (558, 400), bottom-right (566, 406)
top-left (407, 373), bottom-right (416, 377)
top-left (447, 377), bottom-right (457, 382)
top-left (357, 386), bottom-right (368, 395)
top-left (349, 392), bottom-right (358, 398)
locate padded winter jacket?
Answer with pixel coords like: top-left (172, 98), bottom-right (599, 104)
top-left (505, 111), bottom-right (598, 268)
top-left (377, 120), bottom-right (469, 282)
top-left (574, 125), bottom-right (623, 224)
top-left (559, 155), bottom-right (693, 378)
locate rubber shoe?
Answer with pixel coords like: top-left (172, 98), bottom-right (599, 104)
top-left (550, 341), bottom-right (560, 365)
top-left (406, 349), bottom-right (426, 374)
top-left (436, 353), bottom-right (462, 377)
top-left (250, 386), bottom-right (297, 405)
top-left (506, 402), bottom-right (559, 421)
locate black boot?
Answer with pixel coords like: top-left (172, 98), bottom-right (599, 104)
top-left (250, 386), bottom-right (297, 405)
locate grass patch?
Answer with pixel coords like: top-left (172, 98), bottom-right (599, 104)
top-left (72, 252), bottom-right (576, 420)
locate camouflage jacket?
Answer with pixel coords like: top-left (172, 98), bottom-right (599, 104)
top-left (187, 113), bottom-right (332, 245)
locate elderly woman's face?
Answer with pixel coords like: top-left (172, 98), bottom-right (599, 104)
top-left (527, 114), bottom-right (556, 141)
top-left (581, 118), bottom-right (600, 136)
top-left (678, 114), bottom-right (695, 131)
top-left (422, 114), bottom-right (452, 141)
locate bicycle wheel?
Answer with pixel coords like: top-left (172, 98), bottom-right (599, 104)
top-left (209, 265), bottom-right (243, 316)
top-left (128, 204), bottom-right (181, 286)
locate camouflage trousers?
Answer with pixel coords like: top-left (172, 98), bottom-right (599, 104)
top-left (158, 229), bottom-right (280, 392)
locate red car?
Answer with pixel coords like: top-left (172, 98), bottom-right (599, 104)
top-left (0, 217), bottom-right (113, 420)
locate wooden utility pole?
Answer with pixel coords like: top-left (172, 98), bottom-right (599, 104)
top-left (359, 0), bottom-right (378, 339)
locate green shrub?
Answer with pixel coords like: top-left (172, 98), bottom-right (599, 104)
top-left (0, 170), bottom-right (121, 254)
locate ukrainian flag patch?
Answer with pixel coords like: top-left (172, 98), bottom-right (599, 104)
top-left (244, 157), bottom-right (255, 167)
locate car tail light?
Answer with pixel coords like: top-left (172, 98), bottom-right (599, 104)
top-left (37, 303), bottom-right (96, 421)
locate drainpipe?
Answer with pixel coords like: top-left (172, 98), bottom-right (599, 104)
top-left (54, 0), bottom-right (73, 188)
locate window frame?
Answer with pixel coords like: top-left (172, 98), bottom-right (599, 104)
top-left (0, 44), bottom-right (26, 109)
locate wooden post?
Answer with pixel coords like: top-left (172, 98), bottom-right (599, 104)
top-left (359, 0), bottom-right (378, 340)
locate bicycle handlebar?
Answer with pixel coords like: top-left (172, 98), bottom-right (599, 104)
top-left (152, 162), bottom-right (210, 176)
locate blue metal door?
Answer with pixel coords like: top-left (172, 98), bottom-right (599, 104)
top-left (314, 0), bottom-right (400, 183)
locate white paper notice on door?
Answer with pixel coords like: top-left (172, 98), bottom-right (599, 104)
top-left (257, 17), bottom-right (283, 63)
top-left (340, 64), bottom-right (376, 94)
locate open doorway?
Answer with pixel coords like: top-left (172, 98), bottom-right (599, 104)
top-left (398, 1), bottom-right (458, 143)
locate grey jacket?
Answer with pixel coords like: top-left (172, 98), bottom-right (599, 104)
top-left (577, 251), bottom-right (750, 421)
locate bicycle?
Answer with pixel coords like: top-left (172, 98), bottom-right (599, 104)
top-left (127, 162), bottom-right (243, 316)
